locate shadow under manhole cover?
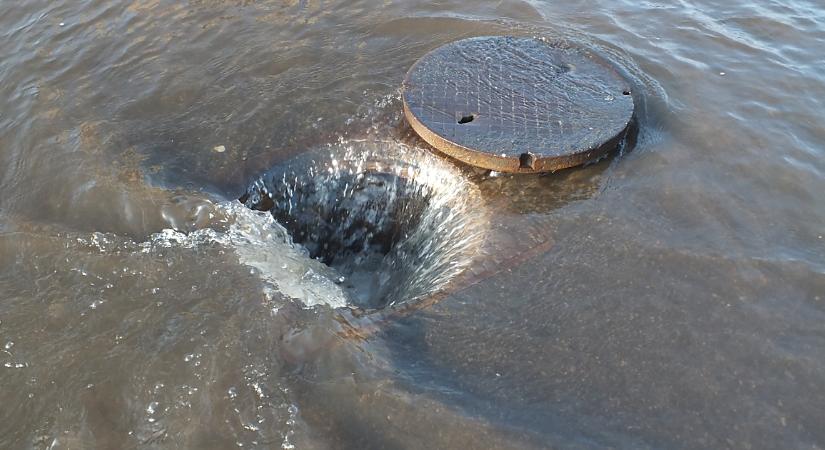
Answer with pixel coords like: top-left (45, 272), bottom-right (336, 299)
top-left (241, 140), bottom-right (489, 312)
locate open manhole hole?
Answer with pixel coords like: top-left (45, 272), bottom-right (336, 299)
top-left (402, 36), bottom-right (635, 173)
top-left (240, 140), bottom-right (488, 312)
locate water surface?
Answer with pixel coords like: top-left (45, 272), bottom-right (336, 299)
top-left (1, 0), bottom-right (824, 448)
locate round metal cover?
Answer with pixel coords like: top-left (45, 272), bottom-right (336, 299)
top-left (402, 36), bottom-right (635, 173)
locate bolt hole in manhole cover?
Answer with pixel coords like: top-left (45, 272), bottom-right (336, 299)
top-left (402, 36), bottom-right (635, 173)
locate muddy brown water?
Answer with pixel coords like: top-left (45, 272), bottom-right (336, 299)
top-left (1, 1), bottom-right (825, 449)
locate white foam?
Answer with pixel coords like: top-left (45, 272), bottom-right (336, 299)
top-left (142, 201), bottom-right (351, 309)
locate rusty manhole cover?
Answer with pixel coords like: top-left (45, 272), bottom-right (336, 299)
top-left (402, 36), bottom-right (635, 173)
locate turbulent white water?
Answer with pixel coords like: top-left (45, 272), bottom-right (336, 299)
top-left (242, 139), bottom-right (490, 310)
top-left (143, 201), bottom-right (352, 309)
top-left (137, 139), bottom-right (488, 312)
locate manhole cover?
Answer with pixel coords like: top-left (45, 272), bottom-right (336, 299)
top-left (402, 36), bottom-right (635, 173)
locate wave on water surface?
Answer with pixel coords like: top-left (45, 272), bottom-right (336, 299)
top-left (140, 139), bottom-right (488, 313)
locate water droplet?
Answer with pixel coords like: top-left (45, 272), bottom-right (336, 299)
top-left (251, 382), bottom-right (265, 399)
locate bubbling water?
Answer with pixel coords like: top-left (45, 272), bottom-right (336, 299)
top-left (241, 139), bottom-right (488, 311)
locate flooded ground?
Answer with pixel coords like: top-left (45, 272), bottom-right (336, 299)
top-left (1, 0), bottom-right (824, 448)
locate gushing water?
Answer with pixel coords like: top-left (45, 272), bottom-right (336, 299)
top-left (241, 139), bottom-right (488, 311)
top-left (143, 202), bottom-right (351, 310)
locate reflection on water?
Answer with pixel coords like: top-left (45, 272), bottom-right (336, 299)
top-left (1, 0), bottom-right (825, 448)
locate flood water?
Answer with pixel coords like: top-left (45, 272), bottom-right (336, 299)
top-left (2, 0), bottom-right (824, 448)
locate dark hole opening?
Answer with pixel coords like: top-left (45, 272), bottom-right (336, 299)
top-left (272, 173), bottom-right (426, 266)
top-left (242, 170), bottom-right (433, 310)
top-left (458, 114), bottom-right (475, 124)
top-left (622, 90), bottom-right (631, 95)
top-left (519, 152), bottom-right (535, 170)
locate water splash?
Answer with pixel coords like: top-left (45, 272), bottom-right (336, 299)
top-left (131, 139), bottom-right (487, 313)
top-left (241, 139), bottom-right (488, 311)
top-left (140, 202), bottom-right (351, 309)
